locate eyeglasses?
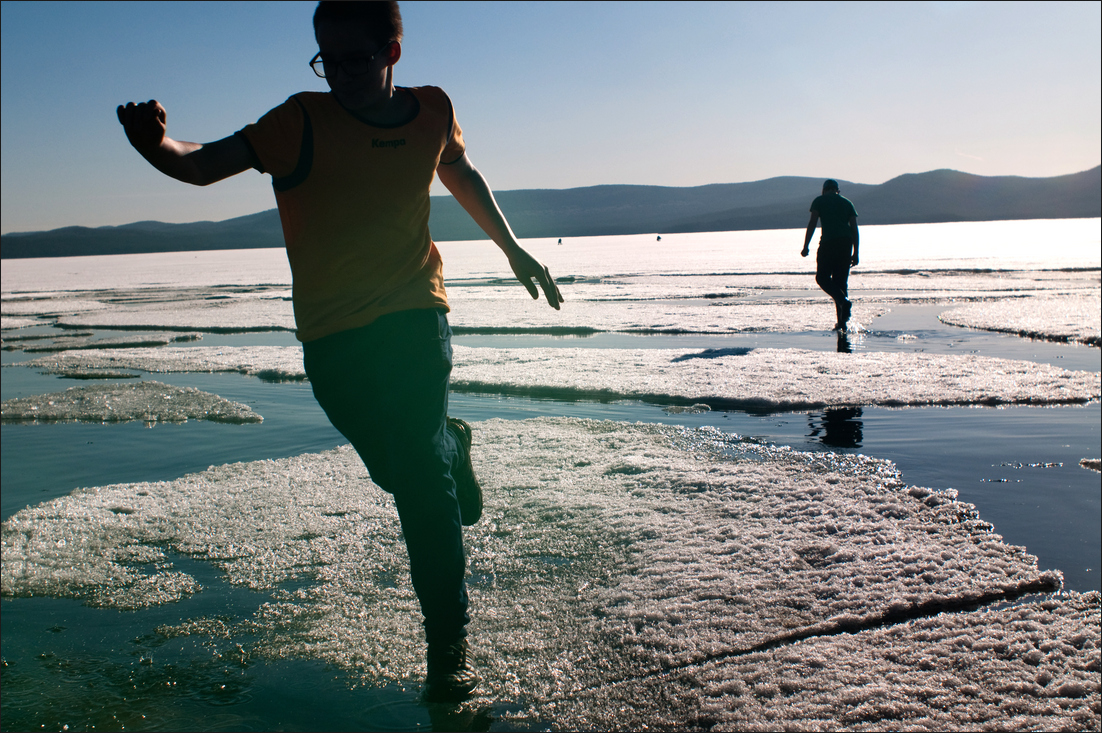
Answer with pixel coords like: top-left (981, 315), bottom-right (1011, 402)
top-left (310, 42), bottom-right (392, 79)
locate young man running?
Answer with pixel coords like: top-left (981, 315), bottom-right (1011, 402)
top-left (117, 0), bottom-right (563, 702)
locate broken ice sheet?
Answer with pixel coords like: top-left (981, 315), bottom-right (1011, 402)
top-left (0, 296), bottom-right (110, 317)
top-left (5, 261), bottom-right (1098, 343)
top-left (0, 418), bottom-right (1078, 727)
top-left (1, 316), bottom-right (39, 330)
top-left (559, 591), bottom-right (1101, 731)
top-left (20, 345), bottom-right (306, 382)
top-left (451, 346), bottom-right (1100, 409)
top-left (46, 290), bottom-right (295, 333)
top-left (1, 381), bottom-right (262, 424)
top-left (940, 294), bottom-right (1102, 346)
top-left (19, 332), bottom-right (202, 353)
top-left (17, 345), bottom-right (1100, 409)
top-left (448, 293), bottom-right (891, 334)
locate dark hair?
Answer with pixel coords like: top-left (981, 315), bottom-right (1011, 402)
top-left (822, 179), bottom-right (839, 193)
top-left (313, 1), bottom-right (403, 47)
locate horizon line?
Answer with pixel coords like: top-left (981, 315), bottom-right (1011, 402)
top-left (3, 164), bottom-right (1099, 237)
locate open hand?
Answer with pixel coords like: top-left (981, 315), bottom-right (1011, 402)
top-left (116, 100), bottom-right (167, 153)
top-left (507, 246), bottom-right (563, 310)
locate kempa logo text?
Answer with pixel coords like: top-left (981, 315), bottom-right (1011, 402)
top-left (372, 138), bottom-right (406, 149)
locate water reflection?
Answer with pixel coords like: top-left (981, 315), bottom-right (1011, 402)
top-left (808, 407), bottom-right (863, 448)
top-left (426, 702), bottom-right (495, 731)
top-left (836, 331), bottom-right (852, 353)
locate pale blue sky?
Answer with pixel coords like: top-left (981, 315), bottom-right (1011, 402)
top-left (1, 1), bottom-right (1099, 234)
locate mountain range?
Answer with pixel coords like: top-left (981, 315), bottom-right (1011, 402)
top-left (3, 166), bottom-right (1098, 259)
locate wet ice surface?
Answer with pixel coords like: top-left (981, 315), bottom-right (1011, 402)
top-left (452, 346), bottom-right (1099, 409)
top-left (1, 418), bottom-right (1095, 730)
top-left (5, 268), bottom-right (1099, 341)
top-left (19, 343), bottom-right (1099, 410)
top-left (11, 332), bottom-right (202, 353)
top-left (1, 381), bottom-right (262, 424)
top-left (641, 593), bottom-right (1101, 732)
top-left (1, 316), bottom-right (38, 329)
top-left (2, 421), bottom-right (1093, 727)
top-left (20, 345), bottom-right (307, 382)
top-left (941, 294), bottom-right (1102, 346)
top-left (47, 288), bottom-right (295, 333)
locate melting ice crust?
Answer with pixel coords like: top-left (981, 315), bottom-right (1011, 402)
top-left (1, 419), bottom-right (1098, 729)
top-left (16, 343), bottom-right (1102, 409)
top-left (1, 381), bottom-right (261, 424)
top-left (2, 252), bottom-right (1100, 729)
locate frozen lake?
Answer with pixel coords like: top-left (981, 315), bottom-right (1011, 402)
top-left (2, 219), bottom-right (1100, 731)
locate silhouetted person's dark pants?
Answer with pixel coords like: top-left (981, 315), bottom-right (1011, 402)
top-left (302, 308), bottom-right (470, 647)
top-left (816, 239), bottom-right (853, 325)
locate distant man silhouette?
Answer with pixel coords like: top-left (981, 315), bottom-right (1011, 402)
top-left (801, 179), bottom-right (859, 330)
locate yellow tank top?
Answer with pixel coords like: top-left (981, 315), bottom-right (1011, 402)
top-left (239, 86), bottom-right (465, 342)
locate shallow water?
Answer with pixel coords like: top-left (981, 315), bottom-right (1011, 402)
top-left (1, 560), bottom-right (501, 732)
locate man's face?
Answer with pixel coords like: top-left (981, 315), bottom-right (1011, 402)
top-left (315, 21), bottom-right (391, 111)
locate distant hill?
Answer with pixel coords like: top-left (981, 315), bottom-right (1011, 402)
top-left (3, 166), bottom-right (1098, 258)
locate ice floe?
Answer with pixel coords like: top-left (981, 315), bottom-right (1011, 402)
top-left (17, 344), bottom-right (1099, 409)
top-left (14, 332), bottom-right (202, 353)
top-left (0, 316), bottom-right (39, 330)
top-left (19, 346), bottom-right (306, 382)
top-left (2, 330), bottom-right (94, 344)
top-left (1, 297), bottom-right (111, 316)
top-left (451, 346), bottom-right (1101, 409)
top-left (2, 418), bottom-right (1092, 729)
top-left (1, 381), bottom-right (262, 424)
top-left (53, 296), bottom-right (295, 333)
top-left (941, 294), bottom-right (1102, 346)
top-left (34, 368), bottom-right (140, 380)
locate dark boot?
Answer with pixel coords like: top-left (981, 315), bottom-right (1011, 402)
top-left (447, 417), bottom-right (483, 525)
top-left (425, 638), bottom-right (481, 702)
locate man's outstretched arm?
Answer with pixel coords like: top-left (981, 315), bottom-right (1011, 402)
top-left (436, 153), bottom-right (563, 309)
top-left (117, 100), bottom-right (254, 186)
top-left (801, 212), bottom-right (818, 257)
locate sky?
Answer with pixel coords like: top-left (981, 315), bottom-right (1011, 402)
top-left (1, 0), bottom-right (1099, 234)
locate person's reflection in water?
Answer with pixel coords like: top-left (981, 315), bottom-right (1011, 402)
top-left (808, 407), bottom-right (863, 449)
top-left (836, 330), bottom-right (852, 353)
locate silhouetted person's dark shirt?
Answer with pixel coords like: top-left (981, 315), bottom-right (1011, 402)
top-left (810, 192), bottom-right (858, 244)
